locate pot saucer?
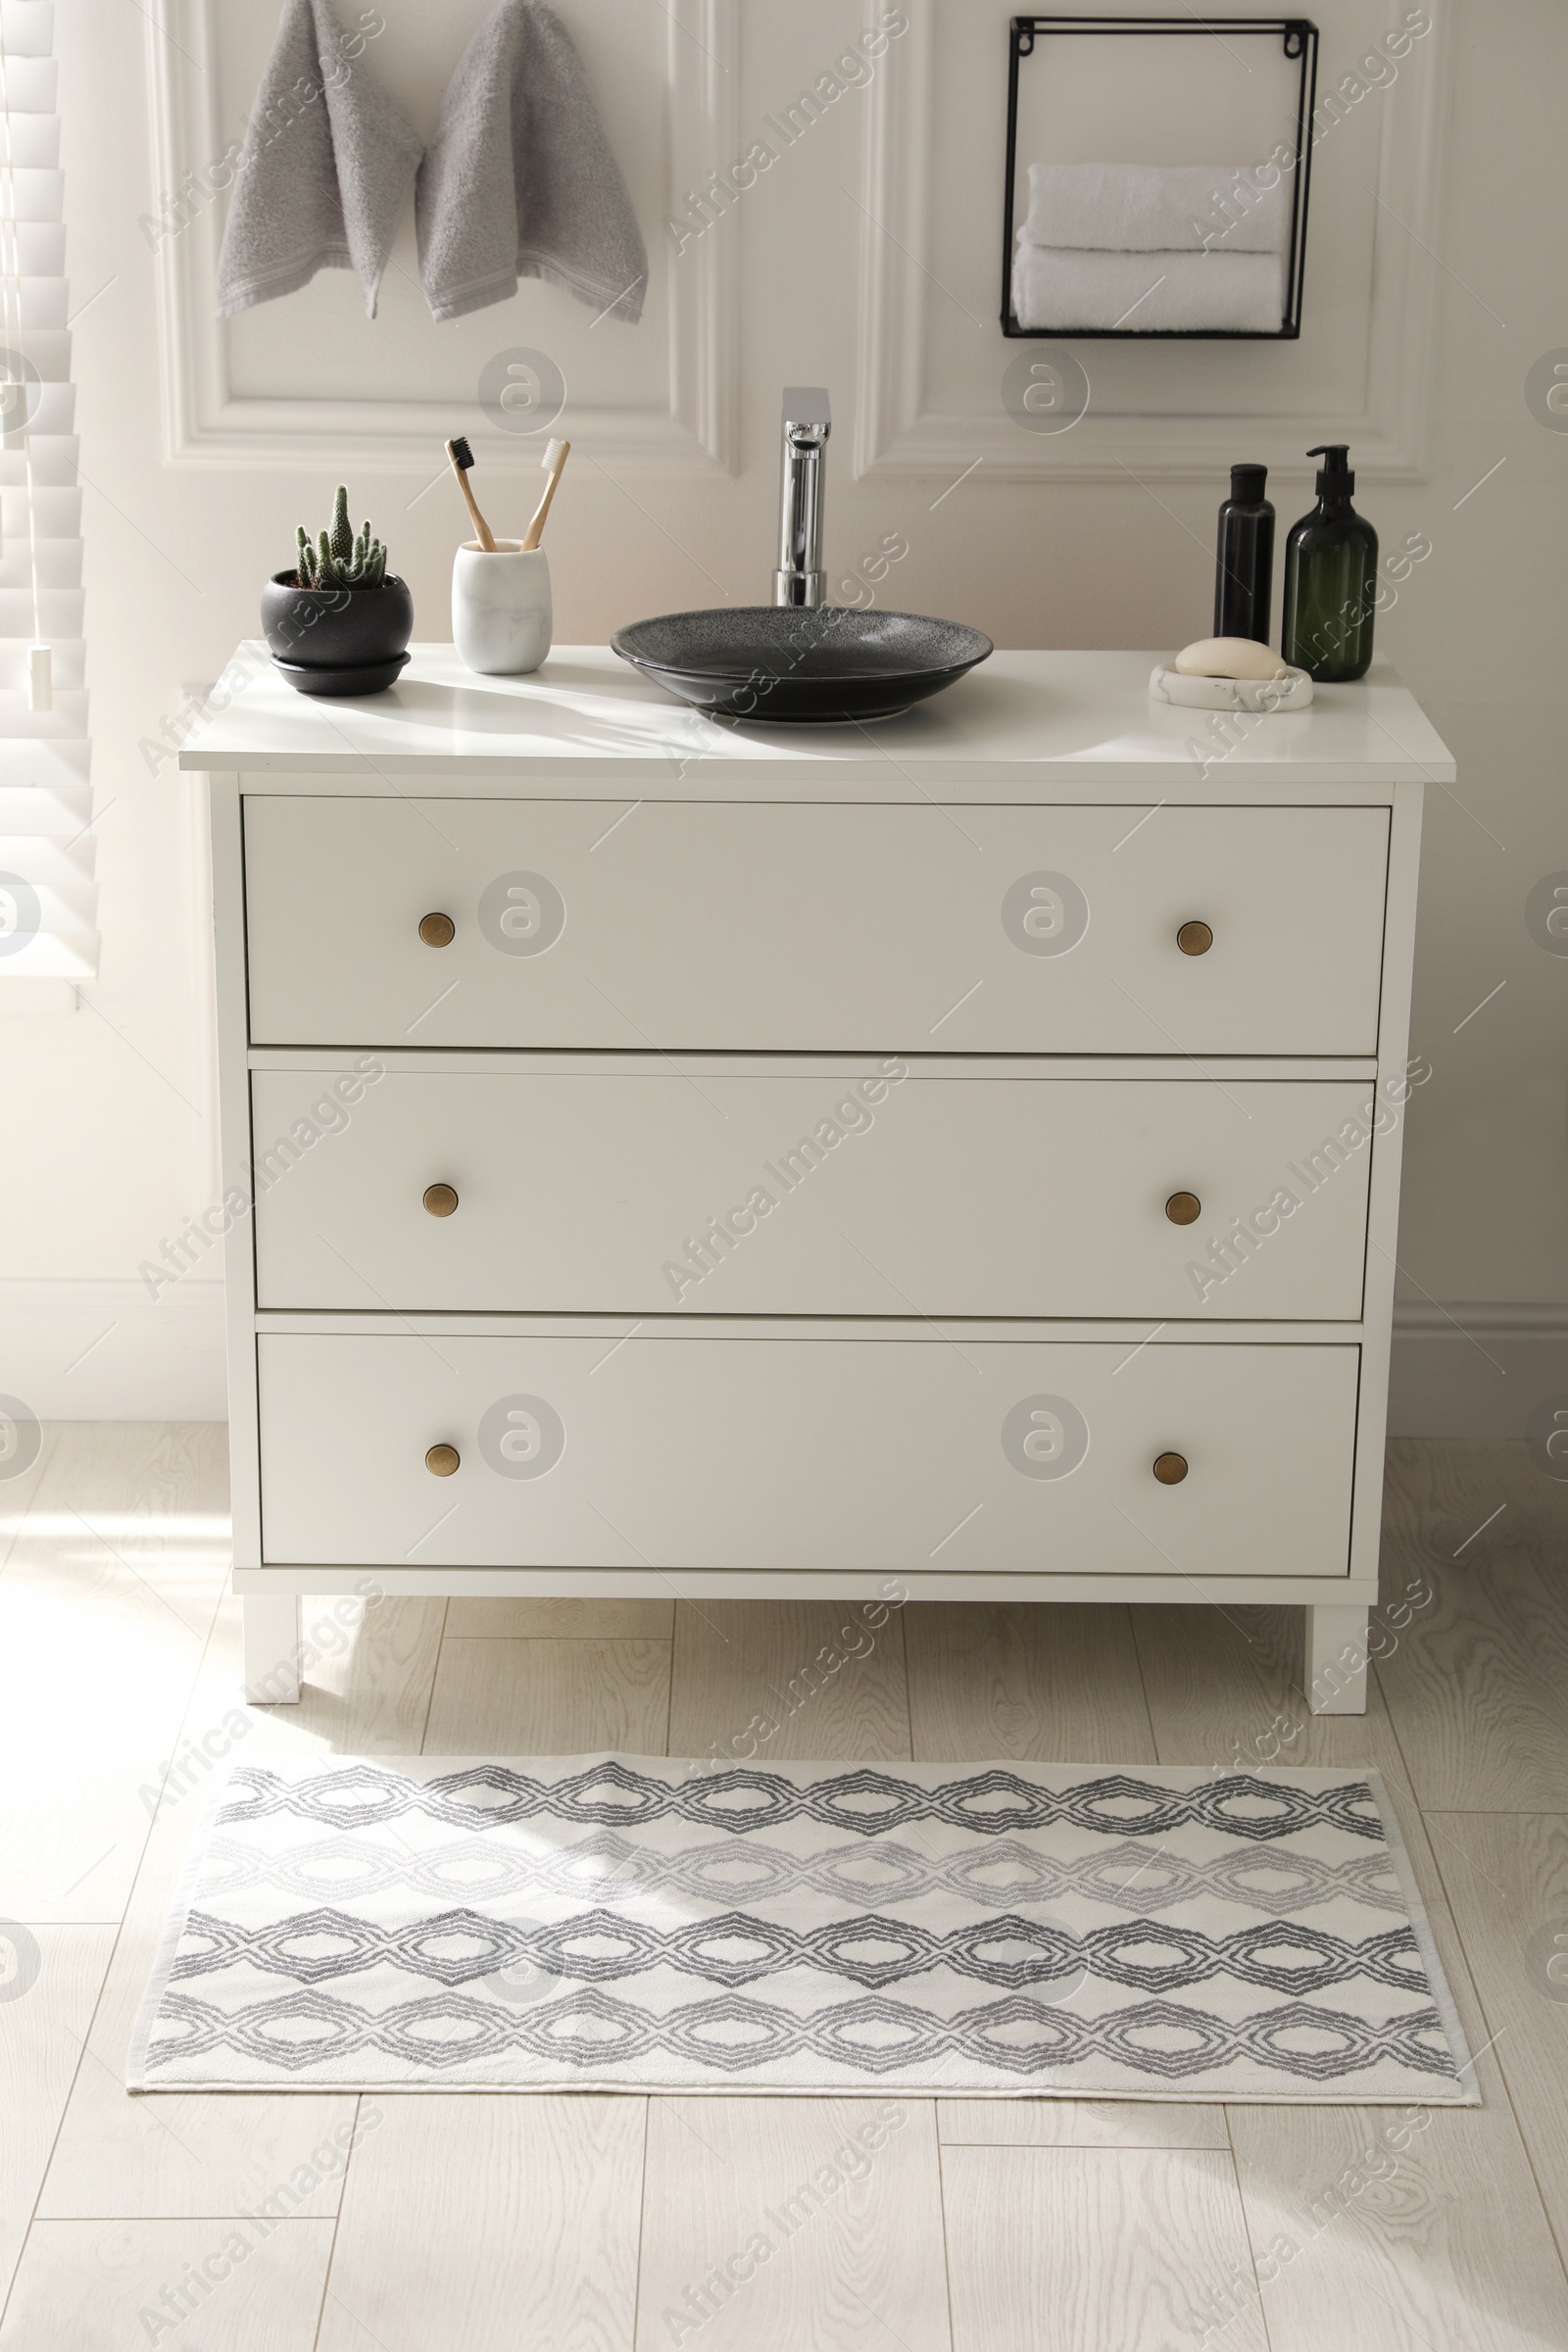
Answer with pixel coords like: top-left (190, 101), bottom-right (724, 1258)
top-left (270, 651), bottom-right (410, 698)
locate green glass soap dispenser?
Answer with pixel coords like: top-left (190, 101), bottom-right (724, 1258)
top-left (1280, 445), bottom-right (1379, 681)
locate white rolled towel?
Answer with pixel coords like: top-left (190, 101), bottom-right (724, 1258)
top-left (1021, 162), bottom-right (1287, 256)
top-left (1011, 243), bottom-right (1286, 334)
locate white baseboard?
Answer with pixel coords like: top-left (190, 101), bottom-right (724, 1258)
top-left (4, 1279), bottom-right (1561, 1436)
top-left (1390, 1301), bottom-right (1568, 1442)
top-left (0, 1277), bottom-right (225, 1419)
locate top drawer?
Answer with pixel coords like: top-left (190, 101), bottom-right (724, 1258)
top-left (242, 797), bottom-right (1389, 1053)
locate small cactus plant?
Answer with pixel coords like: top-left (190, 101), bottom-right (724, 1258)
top-left (293, 485), bottom-right (389, 590)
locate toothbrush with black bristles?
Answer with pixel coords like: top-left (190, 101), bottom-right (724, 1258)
top-left (445, 434), bottom-right (497, 552)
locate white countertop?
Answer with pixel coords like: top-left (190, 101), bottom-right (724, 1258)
top-left (179, 643), bottom-right (1454, 793)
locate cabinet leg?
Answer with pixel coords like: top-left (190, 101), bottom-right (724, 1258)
top-left (243, 1592), bottom-right (303, 1705)
top-left (1305, 1605), bottom-right (1369, 1715)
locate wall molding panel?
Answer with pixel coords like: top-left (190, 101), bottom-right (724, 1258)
top-left (144, 0), bottom-right (740, 473)
top-left (854, 0), bottom-right (1451, 483)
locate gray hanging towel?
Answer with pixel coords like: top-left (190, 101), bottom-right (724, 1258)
top-left (416, 0), bottom-right (647, 324)
top-left (215, 0), bottom-right (422, 319)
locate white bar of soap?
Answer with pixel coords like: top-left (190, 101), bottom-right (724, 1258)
top-left (1173, 636), bottom-right (1292, 680)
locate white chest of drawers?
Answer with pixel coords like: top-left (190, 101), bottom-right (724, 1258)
top-left (184, 646), bottom-right (1449, 1716)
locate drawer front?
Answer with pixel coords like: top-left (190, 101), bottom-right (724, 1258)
top-left (242, 798), bottom-right (1389, 1053)
top-left (252, 1069), bottom-right (1373, 1319)
top-left (257, 1334), bottom-right (1357, 1577)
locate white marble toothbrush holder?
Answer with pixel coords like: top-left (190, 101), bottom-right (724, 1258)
top-left (452, 541), bottom-right (552, 676)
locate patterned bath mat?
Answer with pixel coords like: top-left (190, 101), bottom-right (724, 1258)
top-left (129, 1755), bottom-right (1477, 2101)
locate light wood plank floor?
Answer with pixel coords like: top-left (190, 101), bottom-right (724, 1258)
top-left (0, 1427), bottom-right (1563, 2350)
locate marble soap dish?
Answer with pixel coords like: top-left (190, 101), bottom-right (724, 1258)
top-left (1150, 635), bottom-right (1314, 712)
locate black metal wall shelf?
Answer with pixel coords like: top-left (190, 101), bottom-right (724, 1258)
top-left (1002, 16), bottom-right (1318, 340)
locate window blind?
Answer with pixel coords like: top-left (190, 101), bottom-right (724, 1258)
top-left (0, 0), bottom-right (94, 1001)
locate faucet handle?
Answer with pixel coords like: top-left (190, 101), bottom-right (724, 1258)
top-left (781, 385), bottom-right (831, 441)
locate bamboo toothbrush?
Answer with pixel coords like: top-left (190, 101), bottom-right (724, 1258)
top-left (520, 438), bottom-right (570, 552)
top-left (445, 434), bottom-right (497, 552)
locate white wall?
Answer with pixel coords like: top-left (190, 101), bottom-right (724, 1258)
top-left (5, 0), bottom-right (1563, 1436)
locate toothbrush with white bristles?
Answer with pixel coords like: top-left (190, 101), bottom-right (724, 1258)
top-left (520, 438), bottom-right (570, 551)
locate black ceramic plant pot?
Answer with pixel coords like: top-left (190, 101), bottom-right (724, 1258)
top-left (261, 571), bottom-right (415, 695)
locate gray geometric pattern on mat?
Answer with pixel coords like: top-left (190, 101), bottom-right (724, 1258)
top-left (130, 1758), bottom-right (1474, 2096)
top-left (143, 1984), bottom-right (1457, 2081)
top-left (170, 1905), bottom-right (1429, 1995)
top-left (220, 1762), bottom-right (1386, 1843)
top-left (199, 1830), bottom-right (1405, 1917)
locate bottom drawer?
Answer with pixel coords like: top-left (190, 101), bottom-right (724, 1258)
top-left (257, 1335), bottom-right (1357, 1579)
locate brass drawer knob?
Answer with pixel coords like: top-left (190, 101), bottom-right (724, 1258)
top-left (1165, 1192), bottom-right (1201, 1226)
top-left (1177, 920), bottom-right (1213, 956)
top-left (1152, 1451), bottom-right (1189, 1485)
top-left (425, 1443), bottom-right (461, 1477)
top-left (418, 911), bottom-right (456, 948)
top-left (423, 1183), bottom-right (460, 1218)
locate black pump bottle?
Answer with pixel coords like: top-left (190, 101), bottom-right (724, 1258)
top-left (1280, 445), bottom-right (1379, 681)
top-left (1213, 463), bottom-right (1274, 644)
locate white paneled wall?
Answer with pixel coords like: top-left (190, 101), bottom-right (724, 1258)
top-left (0, 0), bottom-right (1561, 1433)
top-left (0, 0), bottom-right (94, 1009)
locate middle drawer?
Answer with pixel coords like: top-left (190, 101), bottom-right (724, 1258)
top-left (251, 1066), bottom-right (1374, 1319)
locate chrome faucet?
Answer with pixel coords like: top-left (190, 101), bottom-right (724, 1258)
top-left (774, 386), bottom-right (831, 607)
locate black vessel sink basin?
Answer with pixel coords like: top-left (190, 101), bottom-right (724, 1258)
top-left (611, 606), bottom-right (993, 722)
